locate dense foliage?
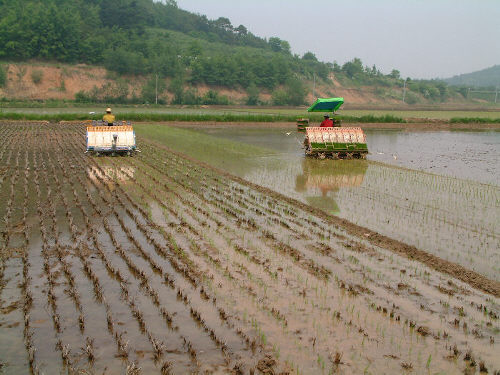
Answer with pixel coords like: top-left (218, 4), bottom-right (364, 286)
top-left (0, 0), bottom-right (481, 105)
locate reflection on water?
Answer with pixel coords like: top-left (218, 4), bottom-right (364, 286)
top-left (88, 166), bottom-right (135, 186)
top-left (181, 126), bottom-right (500, 280)
top-left (295, 159), bottom-right (367, 214)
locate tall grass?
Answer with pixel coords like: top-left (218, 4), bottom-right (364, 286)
top-left (450, 117), bottom-right (500, 124)
top-left (3, 111), bottom-right (497, 123)
top-left (0, 111), bottom-right (408, 123)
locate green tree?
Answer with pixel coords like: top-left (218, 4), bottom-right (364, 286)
top-left (271, 88), bottom-right (288, 106)
top-left (235, 25), bottom-right (248, 35)
top-left (169, 77), bottom-right (185, 104)
top-left (389, 69), bottom-right (401, 79)
top-left (302, 52), bottom-right (318, 61)
top-left (246, 83), bottom-right (259, 105)
top-left (187, 41), bottom-right (202, 57)
top-left (342, 58), bottom-right (364, 78)
top-left (284, 77), bottom-right (307, 106)
top-left (269, 37), bottom-right (291, 54)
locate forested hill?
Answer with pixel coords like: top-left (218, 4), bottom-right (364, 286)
top-left (0, 0), bottom-right (302, 82)
top-left (0, 0), bottom-right (277, 61)
top-left (0, 0), bottom-right (483, 105)
top-left (444, 65), bottom-right (500, 88)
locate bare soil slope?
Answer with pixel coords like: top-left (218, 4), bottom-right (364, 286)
top-left (1, 63), bottom-right (404, 105)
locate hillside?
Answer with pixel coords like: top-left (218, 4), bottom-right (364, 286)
top-left (445, 65), bottom-right (500, 88)
top-left (0, 63), bottom-right (407, 106)
top-left (0, 0), bottom-right (496, 106)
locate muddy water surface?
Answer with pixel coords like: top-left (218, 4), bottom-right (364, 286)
top-left (1, 122), bottom-right (499, 374)
top-left (160, 126), bottom-right (500, 280)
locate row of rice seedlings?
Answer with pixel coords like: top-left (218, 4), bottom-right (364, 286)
top-left (47, 138), bottom-right (156, 371)
top-left (84, 123), bottom-right (498, 374)
top-left (0, 148), bottom-right (20, 252)
top-left (44, 130), bottom-right (144, 370)
top-left (124, 154), bottom-right (349, 366)
top-left (85, 163), bottom-right (244, 365)
top-left (140, 147), bottom-right (341, 266)
top-left (20, 147), bottom-right (37, 373)
top-left (138, 138), bottom-right (500, 374)
top-left (136, 149), bottom-right (342, 296)
top-left (73, 123), bottom-right (492, 374)
top-left (83, 157), bottom-right (269, 367)
top-left (60, 155), bottom-right (199, 370)
top-left (129, 155), bottom-right (331, 281)
top-left (40, 138), bottom-right (104, 370)
top-left (140, 141), bottom-right (300, 223)
top-left (43, 154), bottom-right (89, 331)
top-left (31, 147), bottom-right (72, 370)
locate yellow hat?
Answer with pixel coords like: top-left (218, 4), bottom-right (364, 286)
top-left (106, 108), bottom-right (112, 113)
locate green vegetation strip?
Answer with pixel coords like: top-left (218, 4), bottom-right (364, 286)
top-left (0, 111), bottom-right (407, 123)
top-left (450, 117), bottom-right (500, 123)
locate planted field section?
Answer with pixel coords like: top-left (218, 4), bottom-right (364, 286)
top-left (0, 122), bottom-right (499, 374)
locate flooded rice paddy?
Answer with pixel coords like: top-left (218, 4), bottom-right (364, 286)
top-left (0, 122), bottom-right (498, 374)
top-left (141, 125), bottom-right (500, 281)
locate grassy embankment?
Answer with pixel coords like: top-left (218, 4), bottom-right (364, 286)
top-left (1, 105), bottom-right (499, 123)
top-left (0, 111), bottom-right (407, 123)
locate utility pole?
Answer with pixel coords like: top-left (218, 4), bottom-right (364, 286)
top-left (495, 87), bottom-right (498, 104)
top-left (155, 74), bottom-right (158, 105)
top-left (402, 80), bottom-right (407, 103)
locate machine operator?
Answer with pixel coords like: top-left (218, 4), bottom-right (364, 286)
top-left (319, 114), bottom-right (334, 127)
top-left (103, 108), bottom-right (115, 126)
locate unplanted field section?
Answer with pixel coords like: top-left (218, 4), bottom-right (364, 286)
top-left (0, 122), bottom-right (498, 374)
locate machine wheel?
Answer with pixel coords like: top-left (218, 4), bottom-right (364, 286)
top-left (318, 152), bottom-right (326, 160)
top-left (346, 152), bottom-right (353, 160)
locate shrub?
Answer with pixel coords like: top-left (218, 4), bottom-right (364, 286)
top-left (405, 92), bottom-right (419, 105)
top-left (246, 83), bottom-right (259, 105)
top-left (271, 89), bottom-right (288, 106)
top-left (201, 90), bottom-right (230, 105)
top-left (31, 70), bottom-right (44, 84)
top-left (182, 88), bottom-right (201, 105)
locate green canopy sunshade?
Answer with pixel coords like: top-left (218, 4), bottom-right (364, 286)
top-left (307, 97), bottom-right (344, 113)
